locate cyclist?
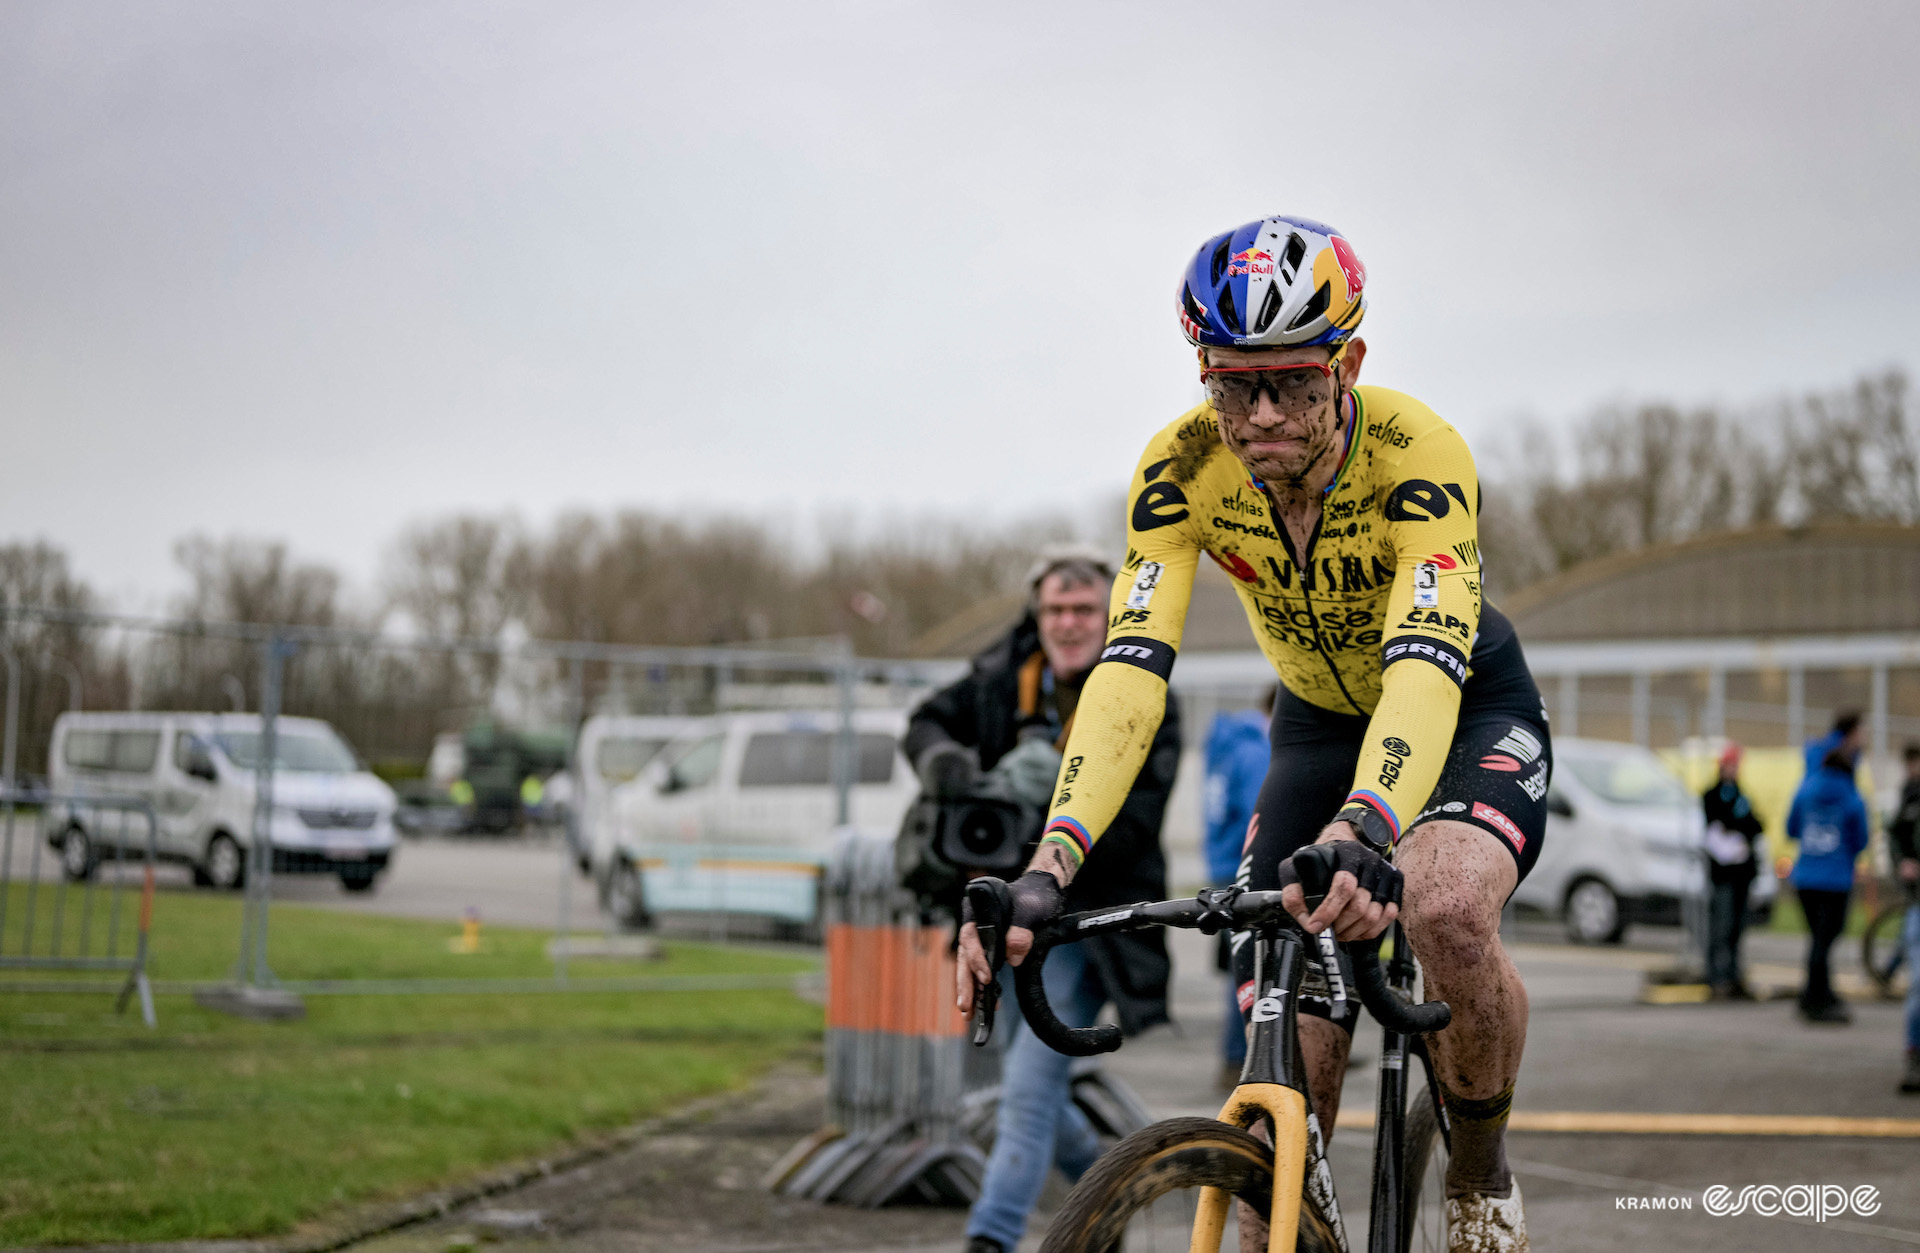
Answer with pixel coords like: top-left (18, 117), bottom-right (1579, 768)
top-left (957, 215), bottom-right (1549, 1251)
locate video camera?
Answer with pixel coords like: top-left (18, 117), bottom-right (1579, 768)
top-left (895, 729), bottom-right (1054, 917)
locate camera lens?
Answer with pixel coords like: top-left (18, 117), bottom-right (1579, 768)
top-left (957, 811), bottom-right (1006, 859)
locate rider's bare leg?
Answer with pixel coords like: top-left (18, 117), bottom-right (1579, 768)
top-left (1396, 817), bottom-right (1526, 1197)
top-left (1298, 1015), bottom-right (1352, 1130)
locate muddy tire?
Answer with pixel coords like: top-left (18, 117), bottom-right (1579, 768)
top-left (1037, 1116), bottom-right (1338, 1253)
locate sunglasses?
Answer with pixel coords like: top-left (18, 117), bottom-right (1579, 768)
top-left (1200, 362), bottom-right (1337, 416)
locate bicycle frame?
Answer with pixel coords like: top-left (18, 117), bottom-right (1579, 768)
top-left (969, 868), bottom-right (1452, 1253)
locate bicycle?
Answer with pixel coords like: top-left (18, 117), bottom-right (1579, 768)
top-left (967, 843), bottom-right (1454, 1253)
top-left (1862, 885), bottom-right (1915, 999)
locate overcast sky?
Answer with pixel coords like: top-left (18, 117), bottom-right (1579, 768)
top-left (4, 0), bottom-right (1916, 607)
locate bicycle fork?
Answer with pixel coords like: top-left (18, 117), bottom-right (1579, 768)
top-left (1193, 926), bottom-right (1339, 1253)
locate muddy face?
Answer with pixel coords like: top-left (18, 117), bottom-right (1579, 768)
top-left (1206, 342), bottom-right (1361, 492)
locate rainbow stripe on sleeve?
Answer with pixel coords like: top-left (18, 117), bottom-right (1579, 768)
top-left (1040, 817), bottom-right (1094, 867)
top-left (1344, 790), bottom-right (1402, 844)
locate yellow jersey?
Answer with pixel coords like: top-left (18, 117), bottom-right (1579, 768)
top-left (1042, 384), bottom-right (1502, 864)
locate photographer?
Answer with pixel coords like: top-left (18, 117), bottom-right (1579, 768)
top-left (902, 544), bottom-right (1182, 1253)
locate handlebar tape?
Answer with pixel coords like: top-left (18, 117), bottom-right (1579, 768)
top-left (1293, 843), bottom-right (1450, 1034)
top-left (1013, 935), bottom-right (1123, 1057)
top-left (1340, 930), bottom-right (1452, 1034)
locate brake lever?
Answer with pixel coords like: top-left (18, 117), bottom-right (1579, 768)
top-left (965, 877), bottom-right (1012, 1047)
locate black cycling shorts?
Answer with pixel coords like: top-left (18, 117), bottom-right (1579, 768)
top-left (1231, 675), bottom-right (1552, 1035)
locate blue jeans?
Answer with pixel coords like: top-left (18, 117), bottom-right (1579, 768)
top-left (1222, 976), bottom-right (1247, 1066)
top-left (966, 940), bottom-right (1106, 1250)
top-left (1904, 903), bottom-right (1920, 1051)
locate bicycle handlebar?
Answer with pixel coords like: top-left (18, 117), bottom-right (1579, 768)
top-left (970, 845), bottom-right (1450, 1057)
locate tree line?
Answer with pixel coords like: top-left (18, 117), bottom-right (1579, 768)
top-left (0, 368), bottom-right (1910, 773)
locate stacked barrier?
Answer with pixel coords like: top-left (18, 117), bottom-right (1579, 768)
top-left (770, 831), bottom-right (987, 1207)
top-left (0, 792), bottom-right (159, 1026)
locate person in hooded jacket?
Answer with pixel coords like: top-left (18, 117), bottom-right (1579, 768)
top-left (1787, 747), bottom-right (1871, 1024)
top-left (1202, 688), bottom-right (1273, 1087)
top-left (904, 544), bottom-right (1181, 1253)
top-left (1701, 743), bottom-right (1766, 999)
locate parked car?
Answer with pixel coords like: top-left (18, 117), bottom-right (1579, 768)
top-left (569, 714), bottom-right (709, 877)
top-left (1513, 737), bottom-right (1773, 944)
top-left (45, 711), bottom-right (399, 892)
top-left (603, 710), bottom-right (919, 938)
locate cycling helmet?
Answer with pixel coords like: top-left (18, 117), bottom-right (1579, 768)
top-left (1176, 215), bottom-right (1367, 350)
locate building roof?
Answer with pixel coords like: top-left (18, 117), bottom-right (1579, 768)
top-left (1500, 524), bottom-right (1920, 641)
top-left (910, 524), bottom-right (1920, 661)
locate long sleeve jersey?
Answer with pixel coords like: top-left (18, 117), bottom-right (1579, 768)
top-left (1040, 385), bottom-right (1496, 868)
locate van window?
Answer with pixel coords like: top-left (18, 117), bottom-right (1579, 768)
top-left (111, 731), bottom-right (161, 774)
top-left (173, 733), bottom-right (212, 772)
top-left (1561, 753), bottom-right (1688, 808)
top-left (738, 732), bottom-right (896, 787)
top-left (214, 730), bottom-right (358, 773)
top-left (666, 736), bottom-right (726, 790)
top-left (597, 737), bottom-right (669, 783)
top-left (64, 730), bottom-right (114, 771)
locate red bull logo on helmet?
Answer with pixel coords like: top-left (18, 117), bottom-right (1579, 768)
top-left (1227, 247), bottom-right (1275, 279)
top-left (1329, 236), bottom-right (1366, 302)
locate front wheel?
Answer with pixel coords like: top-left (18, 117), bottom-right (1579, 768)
top-left (1037, 1116), bottom-right (1338, 1253)
top-left (1565, 877), bottom-right (1625, 945)
top-left (607, 858), bottom-right (651, 930)
top-left (339, 867), bottom-right (379, 893)
top-left (204, 833), bottom-right (246, 891)
top-left (59, 827), bottom-right (97, 881)
top-left (1401, 1087), bottom-right (1452, 1253)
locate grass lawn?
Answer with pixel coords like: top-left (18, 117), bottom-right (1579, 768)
top-left (0, 887), bottom-right (822, 1246)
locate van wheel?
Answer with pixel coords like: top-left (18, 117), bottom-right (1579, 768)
top-left (607, 858), bottom-right (651, 930)
top-left (1566, 877), bottom-right (1625, 945)
top-left (205, 834), bottom-right (246, 891)
top-left (59, 827), bottom-right (97, 881)
top-left (339, 867), bottom-right (378, 893)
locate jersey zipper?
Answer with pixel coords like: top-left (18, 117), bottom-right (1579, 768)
top-left (1265, 481), bottom-right (1366, 717)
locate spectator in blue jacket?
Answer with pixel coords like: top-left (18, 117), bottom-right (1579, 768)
top-left (1203, 688), bottom-right (1274, 1088)
top-left (1787, 747), bottom-right (1871, 1024)
top-left (1803, 711), bottom-right (1864, 775)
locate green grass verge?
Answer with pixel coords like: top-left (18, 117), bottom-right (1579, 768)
top-left (0, 888), bottom-right (822, 1246)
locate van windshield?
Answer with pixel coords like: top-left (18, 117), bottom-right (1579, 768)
top-left (1560, 753), bottom-right (1689, 808)
top-left (214, 731), bottom-right (359, 773)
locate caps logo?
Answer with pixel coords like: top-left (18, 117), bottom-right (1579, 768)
top-left (1329, 236), bottom-right (1366, 301)
top-left (1227, 247), bottom-right (1276, 279)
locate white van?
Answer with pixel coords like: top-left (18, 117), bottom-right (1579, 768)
top-left (1513, 737), bottom-right (1774, 944)
top-left (567, 714), bottom-right (709, 876)
top-left (603, 710), bottom-right (918, 936)
top-left (46, 712), bottom-right (399, 892)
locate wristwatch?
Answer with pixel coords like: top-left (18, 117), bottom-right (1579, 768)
top-left (1332, 804), bottom-right (1394, 856)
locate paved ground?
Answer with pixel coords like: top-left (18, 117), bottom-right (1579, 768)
top-left (18, 831), bottom-right (1918, 1249)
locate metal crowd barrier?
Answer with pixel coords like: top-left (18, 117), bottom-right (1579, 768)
top-left (0, 791), bottom-right (159, 1026)
top-left (768, 830), bottom-right (987, 1207)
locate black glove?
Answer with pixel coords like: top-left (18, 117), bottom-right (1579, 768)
top-left (1278, 840), bottom-right (1403, 912)
top-left (961, 869), bottom-right (1065, 934)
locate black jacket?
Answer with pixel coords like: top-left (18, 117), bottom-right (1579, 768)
top-left (1890, 776), bottom-right (1920, 900)
top-left (905, 613), bottom-right (1183, 1035)
top-left (1701, 779), bottom-right (1765, 885)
